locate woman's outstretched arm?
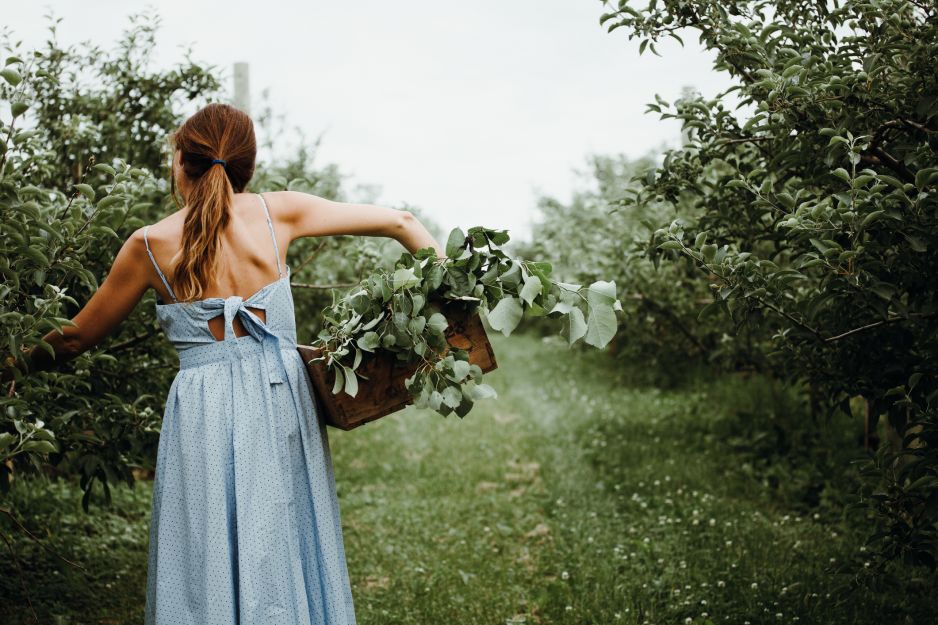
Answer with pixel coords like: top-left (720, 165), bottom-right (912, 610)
top-left (2, 230), bottom-right (152, 381)
top-left (275, 190), bottom-right (446, 258)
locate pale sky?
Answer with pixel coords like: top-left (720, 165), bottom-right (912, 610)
top-left (9, 1), bottom-right (732, 243)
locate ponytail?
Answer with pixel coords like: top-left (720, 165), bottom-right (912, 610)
top-left (174, 161), bottom-right (233, 302)
top-left (167, 102), bottom-right (257, 303)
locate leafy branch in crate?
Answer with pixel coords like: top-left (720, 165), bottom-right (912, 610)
top-left (308, 225), bottom-right (622, 417)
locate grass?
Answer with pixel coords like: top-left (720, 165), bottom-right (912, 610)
top-left (1, 331), bottom-right (935, 624)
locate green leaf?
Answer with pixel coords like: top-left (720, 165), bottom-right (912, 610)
top-left (568, 306), bottom-right (587, 345)
top-left (519, 275), bottom-right (542, 306)
top-left (452, 359), bottom-right (471, 381)
top-left (446, 227), bottom-right (466, 258)
top-left (442, 386), bottom-right (462, 408)
top-left (0, 68), bottom-right (22, 86)
top-left (832, 168), bottom-right (850, 183)
top-left (21, 440), bottom-right (57, 454)
top-left (331, 366), bottom-right (345, 395)
top-left (550, 300), bottom-right (576, 315)
top-left (356, 331), bottom-right (380, 352)
top-left (426, 264), bottom-right (445, 290)
top-left (344, 367), bottom-right (359, 397)
top-left (586, 280), bottom-right (617, 307)
top-left (470, 383), bottom-right (498, 400)
top-left (392, 267), bottom-right (419, 290)
top-left (904, 234), bottom-right (927, 252)
top-left (859, 210), bottom-right (885, 231)
top-left (915, 167), bottom-right (937, 191)
top-left (75, 183), bottom-right (95, 201)
top-left (427, 312), bottom-right (448, 334)
top-left (92, 163), bottom-right (116, 175)
top-left (584, 304), bottom-right (617, 348)
top-left (408, 316), bottom-right (427, 336)
top-left (486, 296), bottom-right (523, 336)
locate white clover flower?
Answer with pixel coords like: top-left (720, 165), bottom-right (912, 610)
top-left (561, 571), bottom-right (569, 580)
top-left (751, 582), bottom-right (758, 589)
top-left (565, 605), bottom-right (573, 612)
top-left (717, 580), bottom-right (726, 588)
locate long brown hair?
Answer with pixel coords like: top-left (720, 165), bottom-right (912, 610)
top-left (168, 102), bottom-right (257, 302)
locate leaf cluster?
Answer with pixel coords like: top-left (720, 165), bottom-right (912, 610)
top-left (310, 226), bottom-right (623, 417)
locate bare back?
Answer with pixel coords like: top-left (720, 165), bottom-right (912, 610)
top-left (143, 192), bottom-right (288, 339)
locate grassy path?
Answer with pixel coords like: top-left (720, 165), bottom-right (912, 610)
top-left (1, 332), bottom-right (935, 624)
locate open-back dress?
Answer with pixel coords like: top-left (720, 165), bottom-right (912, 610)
top-left (142, 193), bottom-right (357, 625)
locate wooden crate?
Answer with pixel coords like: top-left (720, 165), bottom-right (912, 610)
top-left (296, 300), bottom-right (498, 430)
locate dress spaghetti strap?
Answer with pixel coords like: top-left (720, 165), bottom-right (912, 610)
top-left (257, 193), bottom-right (284, 278)
top-left (143, 224), bottom-right (179, 302)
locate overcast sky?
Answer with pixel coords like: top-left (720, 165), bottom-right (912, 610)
top-left (9, 1), bottom-right (732, 243)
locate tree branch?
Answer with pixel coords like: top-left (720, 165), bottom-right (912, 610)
top-left (824, 312), bottom-right (938, 343)
top-left (290, 281), bottom-right (359, 290)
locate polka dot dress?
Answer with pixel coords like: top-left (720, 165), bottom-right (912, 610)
top-left (142, 194), bottom-right (357, 625)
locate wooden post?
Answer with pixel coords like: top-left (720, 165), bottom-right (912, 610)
top-left (233, 62), bottom-right (250, 115)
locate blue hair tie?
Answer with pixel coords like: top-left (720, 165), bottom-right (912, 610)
top-left (211, 158), bottom-right (227, 167)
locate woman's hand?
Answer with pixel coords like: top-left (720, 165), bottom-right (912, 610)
top-left (1, 351), bottom-right (29, 385)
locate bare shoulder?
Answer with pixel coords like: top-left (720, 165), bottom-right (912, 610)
top-left (109, 225), bottom-right (158, 284)
top-left (262, 190), bottom-right (336, 221)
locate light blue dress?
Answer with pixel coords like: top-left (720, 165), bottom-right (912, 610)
top-left (141, 193), bottom-right (357, 625)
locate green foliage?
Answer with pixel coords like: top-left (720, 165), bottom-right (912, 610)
top-left (5, 334), bottom-right (936, 623)
top-left (0, 13), bottom-right (224, 504)
top-left (0, 13), bottom-right (363, 507)
top-left (309, 226), bottom-right (623, 417)
top-left (600, 0), bottom-right (938, 569)
top-left (516, 153), bottom-right (759, 383)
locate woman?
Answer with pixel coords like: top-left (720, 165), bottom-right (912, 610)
top-left (4, 102), bottom-right (444, 624)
